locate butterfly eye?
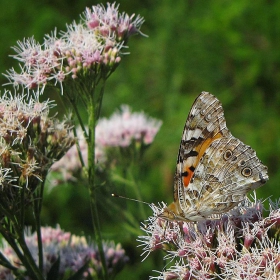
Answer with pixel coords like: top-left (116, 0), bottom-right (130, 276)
top-left (242, 167), bottom-right (252, 177)
top-left (223, 150), bottom-right (232, 160)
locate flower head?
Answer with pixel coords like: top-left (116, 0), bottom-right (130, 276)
top-left (48, 105), bottom-right (161, 185)
top-left (83, 2), bottom-right (145, 41)
top-left (94, 105), bottom-right (162, 168)
top-left (5, 3), bottom-right (145, 91)
top-left (0, 89), bottom-right (74, 212)
top-left (96, 105), bottom-right (162, 148)
top-left (138, 196), bottom-right (280, 279)
top-left (0, 225), bottom-right (128, 279)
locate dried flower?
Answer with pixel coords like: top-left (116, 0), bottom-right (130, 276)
top-left (0, 225), bottom-right (128, 279)
top-left (0, 90), bottom-right (74, 213)
top-left (138, 195), bottom-right (280, 279)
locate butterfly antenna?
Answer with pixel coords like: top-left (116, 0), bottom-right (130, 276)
top-left (111, 193), bottom-right (150, 206)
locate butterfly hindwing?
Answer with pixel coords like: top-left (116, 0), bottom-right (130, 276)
top-left (187, 136), bottom-right (267, 217)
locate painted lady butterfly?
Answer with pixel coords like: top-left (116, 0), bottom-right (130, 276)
top-left (161, 92), bottom-right (268, 222)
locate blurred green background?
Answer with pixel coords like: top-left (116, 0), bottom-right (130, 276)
top-left (1, 0), bottom-right (280, 279)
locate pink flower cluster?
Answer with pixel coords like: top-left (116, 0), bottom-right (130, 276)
top-left (50, 105), bottom-right (162, 184)
top-left (5, 3), bottom-right (144, 89)
top-left (96, 105), bottom-right (162, 148)
top-left (139, 196), bottom-right (280, 279)
top-left (0, 225), bottom-right (128, 279)
top-left (84, 2), bottom-right (145, 42)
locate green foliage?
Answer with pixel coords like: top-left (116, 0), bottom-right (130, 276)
top-left (1, 0), bottom-right (280, 279)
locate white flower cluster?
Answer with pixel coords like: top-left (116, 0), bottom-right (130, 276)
top-left (96, 105), bottom-right (162, 147)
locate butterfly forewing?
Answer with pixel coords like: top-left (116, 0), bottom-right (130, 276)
top-left (161, 91), bottom-right (268, 222)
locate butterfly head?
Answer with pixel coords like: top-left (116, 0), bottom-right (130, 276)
top-left (159, 202), bottom-right (195, 222)
top-left (158, 202), bottom-right (179, 221)
top-left (159, 207), bottom-right (177, 221)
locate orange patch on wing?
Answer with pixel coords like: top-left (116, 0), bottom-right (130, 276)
top-left (183, 168), bottom-right (194, 187)
top-left (194, 132), bottom-right (223, 166)
top-left (183, 132), bottom-right (223, 188)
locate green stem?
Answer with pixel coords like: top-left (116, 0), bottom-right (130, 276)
top-left (0, 252), bottom-right (19, 272)
top-left (95, 81), bottom-right (106, 121)
top-left (33, 181), bottom-right (45, 272)
top-left (87, 95), bottom-right (108, 280)
top-left (66, 92), bottom-right (88, 139)
top-left (6, 182), bottom-right (45, 279)
top-left (73, 126), bottom-right (86, 168)
top-left (20, 183), bottom-right (25, 228)
top-left (127, 165), bottom-right (147, 221)
top-left (0, 222), bottom-right (44, 280)
top-left (17, 231), bottom-right (45, 280)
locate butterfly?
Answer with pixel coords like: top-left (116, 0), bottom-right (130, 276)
top-left (160, 92), bottom-right (268, 222)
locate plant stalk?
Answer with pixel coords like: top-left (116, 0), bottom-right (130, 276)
top-left (87, 94), bottom-right (108, 280)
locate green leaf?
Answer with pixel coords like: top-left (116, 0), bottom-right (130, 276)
top-left (47, 256), bottom-right (60, 280)
top-left (66, 260), bottom-right (90, 280)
